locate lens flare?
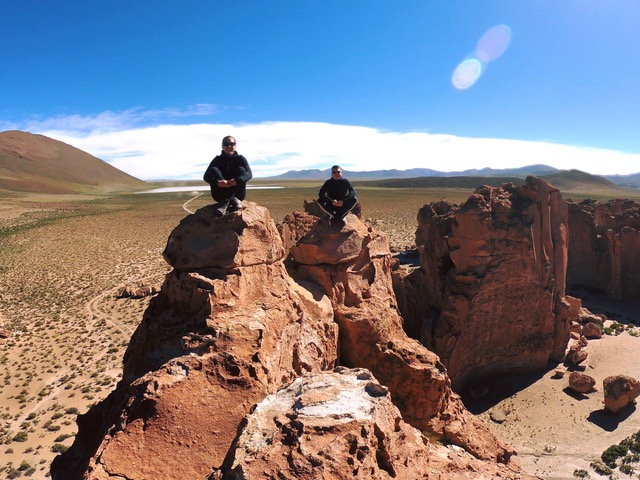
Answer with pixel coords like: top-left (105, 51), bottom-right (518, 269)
top-left (451, 24), bottom-right (512, 90)
top-left (476, 24), bottom-right (512, 62)
top-left (452, 58), bottom-right (482, 90)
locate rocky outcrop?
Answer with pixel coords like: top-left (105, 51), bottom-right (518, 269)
top-left (116, 283), bottom-right (161, 299)
top-left (568, 199), bottom-right (640, 300)
top-left (52, 201), bottom-right (534, 480)
top-left (216, 367), bottom-right (535, 480)
top-left (399, 177), bottom-right (580, 390)
top-left (52, 203), bottom-right (339, 480)
top-left (287, 214), bottom-right (519, 465)
top-left (277, 199), bottom-right (362, 253)
top-left (603, 375), bottom-right (640, 413)
top-left (216, 368), bottom-right (433, 479)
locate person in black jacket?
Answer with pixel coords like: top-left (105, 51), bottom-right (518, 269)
top-left (317, 165), bottom-right (357, 224)
top-left (203, 136), bottom-right (253, 216)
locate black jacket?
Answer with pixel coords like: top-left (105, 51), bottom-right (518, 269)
top-left (203, 151), bottom-right (252, 200)
top-left (318, 177), bottom-right (356, 201)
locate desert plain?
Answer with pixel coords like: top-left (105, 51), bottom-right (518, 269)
top-left (1, 180), bottom-right (640, 479)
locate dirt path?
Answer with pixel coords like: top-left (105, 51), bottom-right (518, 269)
top-left (183, 192), bottom-right (203, 214)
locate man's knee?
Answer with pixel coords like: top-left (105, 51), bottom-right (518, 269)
top-left (344, 197), bottom-right (358, 212)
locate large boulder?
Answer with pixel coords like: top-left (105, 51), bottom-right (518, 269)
top-left (399, 177), bottom-right (580, 390)
top-left (603, 375), bottom-right (640, 413)
top-left (568, 199), bottom-right (640, 300)
top-left (52, 203), bottom-right (339, 480)
top-left (569, 371), bottom-right (596, 394)
top-left (217, 368), bottom-right (433, 479)
top-left (163, 201), bottom-right (285, 270)
top-left (216, 368), bottom-right (536, 480)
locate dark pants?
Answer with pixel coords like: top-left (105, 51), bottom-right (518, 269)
top-left (317, 196), bottom-right (358, 221)
top-left (209, 167), bottom-right (247, 202)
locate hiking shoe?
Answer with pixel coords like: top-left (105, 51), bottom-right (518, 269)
top-left (214, 199), bottom-right (229, 217)
top-left (227, 197), bottom-right (243, 212)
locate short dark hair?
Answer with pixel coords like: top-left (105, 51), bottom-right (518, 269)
top-left (222, 135), bottom-right (235, 143)
top-left (331, 165), bottom-right (341, 171)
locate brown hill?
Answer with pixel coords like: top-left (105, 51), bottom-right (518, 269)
top-left (0, 130), bottom-right (147, 193)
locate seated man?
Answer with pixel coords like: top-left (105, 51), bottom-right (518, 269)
top-left (317, 165), bottom-right (357, 224)
top-left (203, 135), bottom-right (253, 216)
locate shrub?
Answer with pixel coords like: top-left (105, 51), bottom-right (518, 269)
top-left (51, 443), bottom-right (68, 453)
top-left (7, 468), bottom-right (21, 479)
top-left (602, 443), bottom-right (629, 468)
top-left (573, 469), bottom-right (590, 478)
top-left (589, 461), bottom-right (612, 475)
top-left (12, 431), bottom-right (28, 442)
top-left (619, 463), bottom-right (634, 475)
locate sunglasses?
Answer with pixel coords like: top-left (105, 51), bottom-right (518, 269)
top-left (223, 141), bottom-right (236, 147)
top-left (332, 170), bottom-right (341, 174)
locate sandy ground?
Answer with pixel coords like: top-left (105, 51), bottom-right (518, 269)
top-left (1, 190), bottom-right (639, 479)
top-left (473, 324), bottom-right (640, 479)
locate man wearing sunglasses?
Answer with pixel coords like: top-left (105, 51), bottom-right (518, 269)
top-left (203, 136), bottom-right (253, 216)
top-left (317, 165), bottom-right (358, 225)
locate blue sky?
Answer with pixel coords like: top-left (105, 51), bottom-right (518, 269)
top-left (2, 1), bottom-right (640, 180)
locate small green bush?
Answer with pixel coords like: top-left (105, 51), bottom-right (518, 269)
top-left (7, 468), bottom-right (21, 479)
top-left (619, 463), bottom-right (634, 475)
top-left (12, 431), bottom-right (28, 442)
top-left (573, 469), bottom-right (590, 478)
top-left (589, 461), bottom-right (612, 475)
top-left (51, 443), bottom-right (68, 453)
top-left (602, 443), bottom-right (628, 468)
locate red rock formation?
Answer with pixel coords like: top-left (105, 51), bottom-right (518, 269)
top-left (603, 375), bottom-right (640, 413)
top-left (568, 199), bottom-right (640, 300)
top-left (216, 368), bottom-right (536, 480)
top-left (277, 199), bottom-right (362, 254)
top-left (217, 368), bottom-right (433, 479)
top-left (51, 203), bottom-right (338, 480)
top-left (115, 283), bottom-right (161, 299)
top-left (400, 177), bottom-right (580, 390)
top-left (288, 214), bottom-right (520, 466)
top-left (52, 201), bottom-right (534, 480)
top-left (569, 371), bottom-right (596, 394)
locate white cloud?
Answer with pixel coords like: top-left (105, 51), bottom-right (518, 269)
top-left (19, 110), bottom-right (640, 180)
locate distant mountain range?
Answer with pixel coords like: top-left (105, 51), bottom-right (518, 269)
top-left (266, 164), bottom-right (561, 180)
top-left (604, 172), bottom-right (640, 189)
top-left (266, 164), bottom-right (640, 189)
top-left (0, 130), bottom-right (147, 194)
top-left (2, 129), bottom-right (638, 194)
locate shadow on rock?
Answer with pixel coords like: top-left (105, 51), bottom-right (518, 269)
top-left (562, 386), bottom-right (590, 401)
